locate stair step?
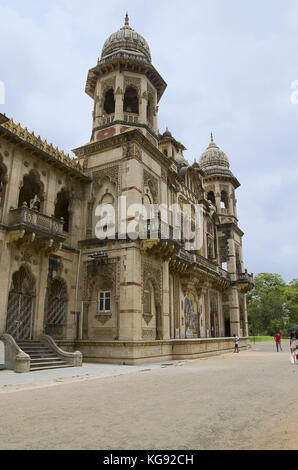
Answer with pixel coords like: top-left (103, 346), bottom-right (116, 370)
top-left (21, 348), bottom-right (52, 352)
top-left (26, 353), bottom-right (57, 358)
top-left (16, 339), bottom-right (76, 372)
top-left (30, 364), bottom-right (71, 372)
top-left (30, 362), bottom-right (68, 367)
top-left (30, 357), bottom-right (63, 363)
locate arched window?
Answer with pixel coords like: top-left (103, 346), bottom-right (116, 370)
top-left (55, 188), bottom-right (70, 232)
top-left (100, 193), bottom-right (115, 227)
top-left (123, 87), bottom-right (139, 114)
top-left (18, 170), bottom-right (43, 211)
top-left (104, 88), bottom-right (115, 115)
top-left (207, 191), bottom-right (215, 205)
top-left (221, 190), bottom-right (228, 209)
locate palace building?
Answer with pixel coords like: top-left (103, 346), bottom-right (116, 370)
top-left (0, 16), bottom-right (253, 367)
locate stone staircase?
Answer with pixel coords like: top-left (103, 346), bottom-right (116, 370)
top-left (17, 340), bottom-right (71, 372)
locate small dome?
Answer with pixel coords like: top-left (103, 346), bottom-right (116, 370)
top-left (101, 14), bottom-right (151, 63)
top-left (162, 127), bottom-right (173, 138)
top-left (199, 133), bottom-right (230, 170)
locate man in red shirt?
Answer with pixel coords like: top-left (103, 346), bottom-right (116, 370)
top-left (274, 332), bottom-right (282, 352)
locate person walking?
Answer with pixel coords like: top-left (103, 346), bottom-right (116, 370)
top-left (290, 333), bottom-right (298, 364)
top-left (274, 332), bottom-right (282, 352)
top-left (233, 334), bottom-right (239, 353)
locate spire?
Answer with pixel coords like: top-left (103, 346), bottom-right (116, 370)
top-left (124, 12), bottom-right (130, 27)
top-left (208, 131), bottom-right (217, 149)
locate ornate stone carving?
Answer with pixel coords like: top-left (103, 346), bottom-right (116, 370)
top-left (124, 77), bottom-right (141, 99)
top-left (101, 77), bottom-right (116, 94)
top-left (2, 119), bottom-right (83, 171)
top-left (143, 169), bottom-right (159, 204)
top-left (85, 257), bottom-right (120, 301)
top-left (95, 313), bottom-right (112, 325)
top-left (123, 142), bottom-right (142, 160)
top-left (142, 328), bottom-right (155, 339)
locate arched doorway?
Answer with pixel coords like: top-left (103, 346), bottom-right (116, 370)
top-left (6, 266), bottom-right (36, 340)
top-left (54, 188), bottom-right (70, 232)
top-left (18, 170), bottom-right (44, 211)
top-left (45, 278), bottom-right (67, 338)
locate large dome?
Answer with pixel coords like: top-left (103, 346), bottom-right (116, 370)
top-left (101, 14), bottom-right (152, 63)
top-left (199, 134), bottom-right (230, 171)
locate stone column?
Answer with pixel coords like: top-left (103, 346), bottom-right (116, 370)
top-left (162, 261), bottom-right (170, 340)
top-left (118, 247), bottom-right (142, 340)
top-left (33, 254), bottom-right (50, 339)
top-left (243, 294), bottom-right (249, 337)
top-left (0, 242), bottom-right (12, 334)
top-left (114, 74), bottom-right (124, 121)
top-left (203, 288), bottom-right (211, 338)
top-left (228, 286), bottom-right (241, 336)
top-left (215, 183), bottom-right (221, 212)
top-left (44, 176), bottom-right (56, 218)
top-left (139, 94), bottom-right (147, 125)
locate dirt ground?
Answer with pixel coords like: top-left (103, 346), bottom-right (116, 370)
top-left (0, 342), bottom-right (297, 450)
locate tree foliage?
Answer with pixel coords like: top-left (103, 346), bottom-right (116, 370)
top-left (285, 279), bottom-right (298, 325)
top-left (247, 273), bottom-right (288, 335)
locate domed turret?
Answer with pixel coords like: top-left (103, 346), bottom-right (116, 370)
top-left (101, 14), bottom-right (152, 63)
top-left (199, 133), bottom-right (230, 171)
top-left (85, 15), bottom-right (167, 141)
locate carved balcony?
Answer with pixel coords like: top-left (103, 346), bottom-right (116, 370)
top-left (7, 204), bottom-right (66, 253)
top-left (140, 218), bottom-right (182, 260)
top-left (234, 270), bottom-right (254, 293)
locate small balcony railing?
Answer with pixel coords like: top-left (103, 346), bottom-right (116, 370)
top-left (8, 204), bottom-right (65, 238)
top-left (124, 113), bottom-right (139, 124)
top-left (101, 115), bottom-right (115, 126)
top-left (237, 271), bottom-right (254, 284)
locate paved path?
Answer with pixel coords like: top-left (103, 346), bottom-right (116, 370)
top-left (0, 342), bottom-right (297, 450)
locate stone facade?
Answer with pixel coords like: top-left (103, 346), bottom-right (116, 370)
top-left (0, 16), bottom-right (253, 364)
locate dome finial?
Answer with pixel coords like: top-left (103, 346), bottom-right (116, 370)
top-left (125, 12), bottom-right (130, 27)
top-left (211, 131), bottom-right (214, 143)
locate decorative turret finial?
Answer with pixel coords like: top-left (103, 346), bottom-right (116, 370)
top-left (211, 131), bottom-right (214, 143)
top-left (125, 12), bottom-right (130, 27)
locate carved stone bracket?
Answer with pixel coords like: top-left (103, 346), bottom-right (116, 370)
top-left (142, 313), bottom-right (153, 326)
top-left (7, 230), bottom-right (25, 245)
top-left (95, 313), bottom-right (112, 325)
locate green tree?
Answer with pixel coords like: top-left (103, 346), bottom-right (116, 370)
top-left (285, 279), bottom-right (298, 326)
top-left (247, 273), bottom-right (288, 335)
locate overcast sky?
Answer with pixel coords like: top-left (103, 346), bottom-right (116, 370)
top-left (0, 0), bottom-right (297, 283)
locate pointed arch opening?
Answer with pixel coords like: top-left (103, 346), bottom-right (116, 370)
top-left (18, 170), bottom-right (44, 211)
top-left (104, 88), bottom-right (115, 115)
top-left (6, 265), bottom-right (36, 340)
top-left (123, 87), bottom-right (139, 114)
top-left (46, 278), bottom-right (68, 326)
top-left (55, 188), bottom-right (70, 232)
top-left (220, 190), bottom-right (228, 209)
top-left (207, 191), bottom-right (215, 205)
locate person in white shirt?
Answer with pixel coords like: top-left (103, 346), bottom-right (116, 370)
top-left (290, 333), bottom-right (298, 364)
top-left (233, 334), bottom-right (239, 353)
